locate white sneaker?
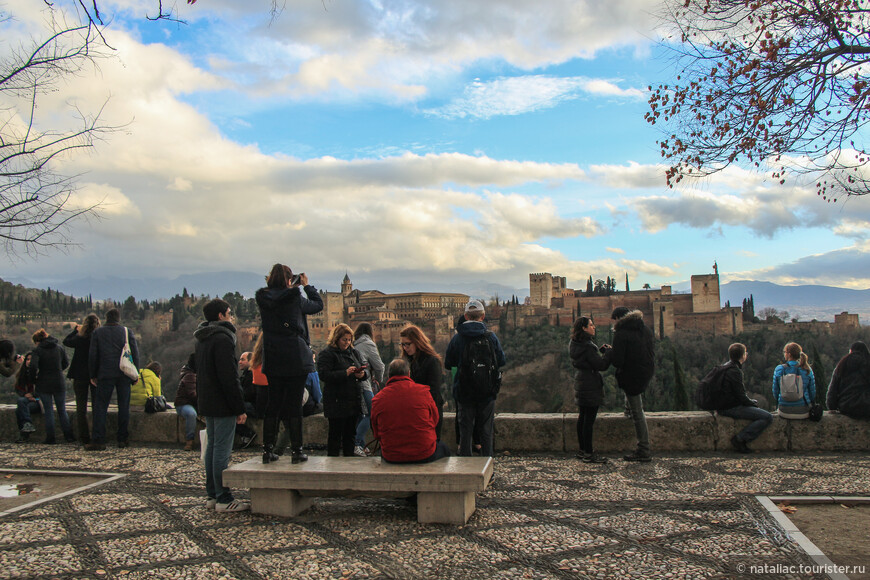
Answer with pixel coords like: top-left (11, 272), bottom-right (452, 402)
top-left (215, 499), bottom-right (250, 513)
top-left (21, 422), bottom-right (35, 433)
top-left (353, 446), bottom-right (367, 457)
top-left (205, 498), bottom-right (217, 509)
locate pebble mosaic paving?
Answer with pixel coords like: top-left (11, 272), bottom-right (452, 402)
top-left (0, 442), bottom-right (867, 579)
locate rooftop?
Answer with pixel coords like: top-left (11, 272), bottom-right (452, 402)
top-left (0, 444), bottom-right (867, 579)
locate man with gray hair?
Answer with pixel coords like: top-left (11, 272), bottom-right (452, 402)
top-left (371, 359), bottom-right (449, 463)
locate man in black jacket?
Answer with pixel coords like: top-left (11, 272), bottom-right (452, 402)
top-left (717, 343), bottom-right (773, 453)
top-left (605, 307), bottom-right (654, 462)
top-left (87, 309), bottom-right (139, 451)
top-left (195, 299), bottom-right (249, 512)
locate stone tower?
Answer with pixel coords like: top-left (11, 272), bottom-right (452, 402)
top-left (341, 272), bottom-right (353, 296)
top-left (691, 273), bottom-right (720, 313)
top-left (529, 273), bottom-right (554, 307)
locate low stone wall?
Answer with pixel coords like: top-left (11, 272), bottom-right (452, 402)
top-left (2, 406), bottom-right (868, 452)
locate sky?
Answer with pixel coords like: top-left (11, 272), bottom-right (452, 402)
top-left (3, 0), bottom-right (870, 298)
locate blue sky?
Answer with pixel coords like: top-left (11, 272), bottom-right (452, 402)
top-left (3, 0), bottom-right (869, 297)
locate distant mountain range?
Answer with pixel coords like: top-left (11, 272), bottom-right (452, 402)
top-left (4, 273), bottom-right (868, 323)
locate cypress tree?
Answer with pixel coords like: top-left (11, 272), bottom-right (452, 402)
top-left (672, 347), bottom-right (690, 411)
top-left (586, 276), bottom-right (593, 295)
top-left (811, 343), bottom-right (828, 409)
top-left (625, 272), bottom-right (630, 292)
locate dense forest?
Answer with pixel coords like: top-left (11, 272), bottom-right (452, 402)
top-left (1, 277), bottom-right (866, 414)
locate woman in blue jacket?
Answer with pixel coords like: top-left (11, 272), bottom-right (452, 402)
top-left (772, 342), bottom-right (816, 419)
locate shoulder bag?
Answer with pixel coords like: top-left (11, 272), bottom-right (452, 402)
top-left (119, 327), bottom-right (139, 380)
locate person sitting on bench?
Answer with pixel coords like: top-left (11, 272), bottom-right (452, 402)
top-left (372, 359), bottom-right (450, 464)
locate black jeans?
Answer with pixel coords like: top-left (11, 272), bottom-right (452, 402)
top-left (576, 405), bottom-right (599, 454)
top-left (73, 378), bottom-right (95, 443)
top-left (457, 398), bottom-right (495, 457)
top-left (263, 375), bottom-right (306, 448)
top-left (327, 415), bottom-right (359, 456)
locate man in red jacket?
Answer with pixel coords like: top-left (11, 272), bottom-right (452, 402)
top-left (372, 359), bottom-right (450, 463)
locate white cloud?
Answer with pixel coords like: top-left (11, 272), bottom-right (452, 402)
top-left (606, 247), bottom-right (625, 254)
top-left (430, 76), bottom-right (645, 120)
top-left (620, 259), bottom-right (677, 278)
top-left (728, 241), bottom-right (870, 289)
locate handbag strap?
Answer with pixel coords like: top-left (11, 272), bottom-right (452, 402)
top-left (124, 326), bottom-right (130, 347)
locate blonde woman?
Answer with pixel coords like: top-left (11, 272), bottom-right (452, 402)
top-left (317, 324), bottom-right (368, 456)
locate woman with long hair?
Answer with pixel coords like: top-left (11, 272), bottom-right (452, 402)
top-left (29, 329), bottom-right (73, 444)
top-left (352, 322), bottom-right (385, 456)
top-left (827, 341), bottom-right (870, 419)
top-left (399, 324), bottom-right (445, 439)
top-left (63, 314), bottom-right (100, 444)
top-left (255, 263), bottom-right (323, 463)
top-left (318, 323), bottom-right (368, 456)
top-left (772, 342), bottom-right (817, 419)
top-left (14, 352), bottom-right (40, 442)
top-left (569, 317), bottom-right (611, 463)
top-left (0, 339), bottom-right (23, 378)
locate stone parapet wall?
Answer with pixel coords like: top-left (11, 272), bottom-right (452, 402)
top-left (1, 407), bottom-right (867, 452)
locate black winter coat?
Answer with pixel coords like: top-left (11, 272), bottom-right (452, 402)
top-left (63, 329), bottom-right (92, 381)
top-left (604, 311), bottom-right (655, 396)
top-left (827, 352), bottom-right (870, 419)
top-left (255, 285), bottom-right (323, 377)
top-left (194, 321), bottom-right (245, 418)
top-left (569, 336), bottom-right (610, 407)
top-left (317, 345), bottom-right (367, 419)
top-left (718, 362), bottom-right (757, 410)
top-left (410, 353), bottom-right (443, 407)
top-left (88, 323), bottom-right (140, 381)
top-left (30, 336), bottom-right (69, 394)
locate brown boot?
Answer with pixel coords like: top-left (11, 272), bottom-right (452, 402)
top-left (184, 439), bottom-right (194, 451)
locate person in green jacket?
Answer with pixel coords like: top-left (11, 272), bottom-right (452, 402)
top-left (132, 362), bottom-right (162, 406)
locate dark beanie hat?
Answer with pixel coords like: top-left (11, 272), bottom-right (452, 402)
top-left (611, 306), bottom-right (630, 320)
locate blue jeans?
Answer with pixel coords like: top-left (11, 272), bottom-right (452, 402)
top-left (624, 393), bottom-right (650, 455)
top-left (176, 404), bottom-right (198, 441)
top-left (38, 391), bottom-right (73, 442)
top-left (92, 377), bottom-right (132, 444)
top-left (16, 397), bottom-right (41, 430)
top-left (204, 416), bottom-right (237, 504)
top-left (719, 405), bottom-right (773, 443)
top-left (354, 390), bottom-right (374, 447)
top-left (457, 398), bottom-right (495, 457)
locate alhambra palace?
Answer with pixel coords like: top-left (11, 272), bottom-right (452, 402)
top-left (306, 270), bottom-right (861, 346)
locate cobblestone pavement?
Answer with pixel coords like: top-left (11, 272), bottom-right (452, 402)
top-left (0, 443), bottom-right (867, 579)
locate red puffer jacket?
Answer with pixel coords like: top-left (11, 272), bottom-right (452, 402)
top-left (371, 375), bottom-right (438, 462)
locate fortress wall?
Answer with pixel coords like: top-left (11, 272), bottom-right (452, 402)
top-left (4, 407), bottom-right (866, 454)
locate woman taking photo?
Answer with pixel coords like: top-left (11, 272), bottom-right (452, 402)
top-left (399, 325), bottom-right (444, 439)
top-left (63, 314), bottom-right (100, 445)
top-left (352, 323), bottom-right (385, 456)
top-left (772, 342), bottom-right (817, 419)
top-left (318, 323), bottom-right (368, 457)
top-left (569, 317), bottom-right (611, 464)
top-left (255, 264), bottom-right (323, 464)
top-left (29, 329), bottom-right (74, 444)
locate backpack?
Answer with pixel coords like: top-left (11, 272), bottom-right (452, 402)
top-left (694, 362), bottom-right (732, 411)
top-left (779, 365), bottom-right (805, 402)
top-left (458, 332), bottom-right (502, 400)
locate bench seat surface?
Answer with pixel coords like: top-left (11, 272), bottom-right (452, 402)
top-left (223, 456), bottom-right (492, 493)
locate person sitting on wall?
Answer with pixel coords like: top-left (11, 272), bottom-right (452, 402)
top-left (716, 343), bottom-right (773, 454)
top-left (371, 358), bottom-right (450, 464)
top-left (132, 362), bottom-right (162, 407)
top-left (13, 352), bottom-right (40, 442)
top-left (175, 353), bottom-right (198, 451)
top-left (827, 341), bottom-right (870, 420)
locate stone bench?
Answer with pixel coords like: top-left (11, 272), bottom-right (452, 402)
top-left (222, 455), bottom-right (493, 525)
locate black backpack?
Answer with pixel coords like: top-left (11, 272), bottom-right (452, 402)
top-left (458, 332), bottom-right (502, 400)
top-left (694, 362), bottom-right (733, 411)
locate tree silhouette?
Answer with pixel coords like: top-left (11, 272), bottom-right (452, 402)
top-left (649, 0), bottom-right (870, 200)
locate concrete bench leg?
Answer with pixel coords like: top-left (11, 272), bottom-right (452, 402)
top-left (250, 488), bottom-right (314, 517)
top-left (417, 491), bottom-right (475, 524)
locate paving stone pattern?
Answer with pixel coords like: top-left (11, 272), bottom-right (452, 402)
top-left (0, 443), bottom-right (866, 579)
